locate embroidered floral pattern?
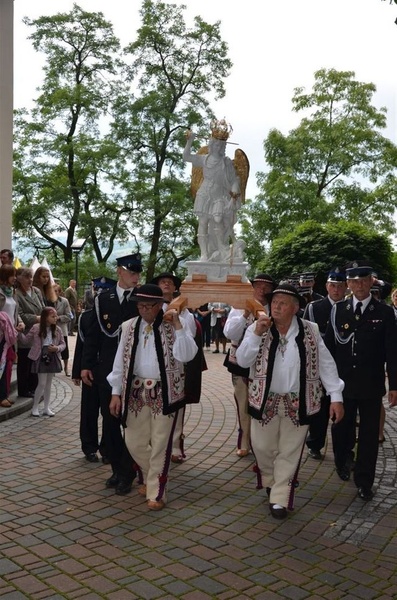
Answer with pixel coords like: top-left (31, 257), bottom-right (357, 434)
top-left (262, 392), bottom-right (300, 426)
top-left (248, 321), bottom-right (321, 418)
top-left (120, 317), bottom-right (186, 415)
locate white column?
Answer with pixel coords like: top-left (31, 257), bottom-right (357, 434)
top-left (0, 0), bottom-right (14, 248)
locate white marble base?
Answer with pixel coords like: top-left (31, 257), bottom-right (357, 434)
top-left (184, 260), bottom-right (250, 283)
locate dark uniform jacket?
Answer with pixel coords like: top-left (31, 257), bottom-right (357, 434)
top-left (81, 287), bottom-right (138, 382)
top-left (72, 309), bottom-right (92, 379)
top-left (303, 297), bottom-right (333, 336)
top-left (324, 296), bottom-right (397, 399)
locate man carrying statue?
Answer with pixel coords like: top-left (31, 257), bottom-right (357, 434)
top-left (183, 118), bottom-right (249, 263)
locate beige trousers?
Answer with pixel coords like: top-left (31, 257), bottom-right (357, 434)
top-left (232, 374), bottom-right (251, 451)
top-left (251, 399), bottom-right (308, 508)
top-left (124, 406), bottom-right (177, 503)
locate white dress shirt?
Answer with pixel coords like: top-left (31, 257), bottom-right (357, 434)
top-left (236, 316), bottom-right (344, 402)
top-left (107, 316), bottom-right (197, 395)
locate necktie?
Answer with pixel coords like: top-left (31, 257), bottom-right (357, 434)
top-left (354, 301), bottom-right (362, 320)
top-left (122, 290), bottom-right (129, 304)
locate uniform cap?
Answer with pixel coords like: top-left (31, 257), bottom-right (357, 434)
top-left (116, 253), bottom-right (143, 273)
top-left (327, 267), bottom-right (346, 283)
top-left (299, 272), bottom-right (316, 283)
top-left (92, 276), bottom-right (117, 290)
top-left (345, 260), bottom-right (373, 279)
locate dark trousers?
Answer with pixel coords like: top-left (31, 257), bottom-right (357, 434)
top-left (17, 348), bottom-right (38, 397)
top-left (332, 396), bottom-right (382, 489)
top-left (306, 394), bottom-right (330, 452)
top-left (79, 382), bottom-right (106, 457)
top-left (201, 320), bottom-right (211, 348)
top-left (98, 380), bottom-right (135, 483)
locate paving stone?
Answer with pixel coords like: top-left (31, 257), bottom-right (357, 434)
top-left (1, 348), bottom-right (396, 599)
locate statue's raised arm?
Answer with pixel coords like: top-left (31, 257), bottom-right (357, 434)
top-left (183, 119), bottom-right (249, 263)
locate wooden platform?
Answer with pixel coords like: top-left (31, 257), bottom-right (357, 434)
top-left (179, 274), bottom-right (253, 309)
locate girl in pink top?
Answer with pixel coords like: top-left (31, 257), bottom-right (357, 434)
top-left (18, 307), bottom-right (65, 417)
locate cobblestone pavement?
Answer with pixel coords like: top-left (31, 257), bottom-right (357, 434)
top-left (0, 344), bottom-right (396, 600)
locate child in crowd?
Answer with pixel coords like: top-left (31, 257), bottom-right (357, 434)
top-left (18, 307), bottom-right (65, 417)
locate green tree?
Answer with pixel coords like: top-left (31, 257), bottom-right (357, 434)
top-left (241, 68), bottom-right (397, 265)
top-left (258, 220), bottom-right (395, 291)
top-left (111, 0), bottom-right (232, 280)
top-left (13, 4), bottom-right (131, 264)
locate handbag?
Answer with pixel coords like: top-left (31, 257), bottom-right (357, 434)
top-left (41, 345), bottom-right (63, 373)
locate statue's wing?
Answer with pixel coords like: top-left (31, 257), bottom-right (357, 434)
top-left (233, 148), bottom-right (250, 203)
top-left (191, 146), bottom-right (208, 199)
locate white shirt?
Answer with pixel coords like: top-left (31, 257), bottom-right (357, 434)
top-left (107, 315), bottom-right (198, 395)
top-left (116, 284), bottom-right (134, 303)
top-left (236, 316), bottom-right (344, 402)
top-left (223, 304), bottom-right (269, 341)
top-left (162, 303), bottom-right (196, 337)
top-left (352, 294), bottom-right (371, 313)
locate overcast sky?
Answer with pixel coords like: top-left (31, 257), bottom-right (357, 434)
top-left (13, 0), bottom-right (397, 201)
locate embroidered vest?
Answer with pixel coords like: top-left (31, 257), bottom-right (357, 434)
top-left (248, 319), bottom-right (322, 424)
top-left (120, 316), bottom-right (186, 417)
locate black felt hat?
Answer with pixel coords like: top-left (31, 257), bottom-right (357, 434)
top-left (270, 283), bottom-right (306, 309)
top-left (250, 273), bottom-right (277, 288)
top-left (129, 283), bottom-right (168, 303)
top-left (150, 272), bottom-right (182, 290)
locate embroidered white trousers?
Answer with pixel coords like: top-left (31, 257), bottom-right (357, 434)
top-left (251, 401), bottom-right (308, 508)
top-left (232, 374), bottom-right (251, 451)
top-left (124, 406), bottom-right (177, 503)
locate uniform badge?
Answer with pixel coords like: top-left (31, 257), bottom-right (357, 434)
top-left (344, 323), bottom-right (349, 329)
top-left (103, 314), bottom-right (109, 320)
top-left (107, 323), bottom-right (111, 329)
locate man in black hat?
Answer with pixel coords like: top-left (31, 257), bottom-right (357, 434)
top-left (108, 284), bottom-right (198, 511)
top-left (324, 261), bottom-right (397, 501)
top-left (223, 273), bottom-right (276, 457)
top-left (236, 283), bottom-right (344, 519)
top-left (150, 272), bottom-right (203, 464)
top-left (81, 254), bottom-right (142, 494)
top-left (303, 268), bottom-right (348, 460)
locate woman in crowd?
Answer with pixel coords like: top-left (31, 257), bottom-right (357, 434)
top-left (0, 265), bottom-right (25, 407)
top-left (33, 266), bottom-right (57, 306)
top-left (18, 306), bottom-right (65, 417)
top-left (53, 283), bottom-right (72, 376)
top-left (15, 268), bottom-right (45, 398)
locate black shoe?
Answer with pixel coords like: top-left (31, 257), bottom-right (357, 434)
top-left (85, 453), bottom-right (99, 463)
top-left (101, 456), bottom-right (111, 465)
top-left (308, 448), bottom-right (322, 460)
top-left (269, 504), bottom-right (288, 519)
top-left (115, 479), bottom-right (132, 495)
top-left (212, 349), bottom-right (219, 354)
top-left (357, 486), bottom-right (374, 501)
top-left (19, 392), bottom-right (35, 398)
top-left (336, 465), bottom-right (351, 481)
top-left (105, 473), bottom-right (119, 488)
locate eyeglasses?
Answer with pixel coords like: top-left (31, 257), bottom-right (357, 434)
top-left (137, 302), bottom-right (159, 310)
